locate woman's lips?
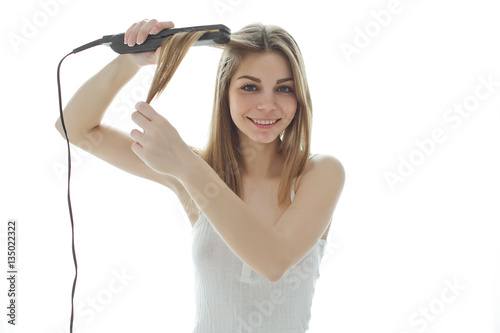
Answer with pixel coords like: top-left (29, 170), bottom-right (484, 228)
top-left (247, 117), bottom-right (281, 128)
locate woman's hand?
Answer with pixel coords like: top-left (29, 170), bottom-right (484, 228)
top-left (123, 19), bottom-right (175, 67)
top-left (130, 101), bottom-right (195, 178)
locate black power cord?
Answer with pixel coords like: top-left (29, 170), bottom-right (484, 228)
top-left (57, 36), bottom-right (111, 333)
top-left (56, 50), bottom-right (77, 333)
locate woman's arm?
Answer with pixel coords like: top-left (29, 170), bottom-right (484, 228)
top-left (178, 153), bottom-right (345, 282)
top-left (54, 20), bottom-right (186, 194)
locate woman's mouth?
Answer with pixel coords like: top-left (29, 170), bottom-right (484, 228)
top-left (247, 117), bottom-right (281, 129)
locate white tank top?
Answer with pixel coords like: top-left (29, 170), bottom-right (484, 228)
top-left (191, 173), bottom-right (327, 332)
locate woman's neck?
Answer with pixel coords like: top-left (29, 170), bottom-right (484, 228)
top-left (239, 137), bottom-right (284, 180)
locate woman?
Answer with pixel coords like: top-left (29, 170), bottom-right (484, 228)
top-left (55, 19), bottom-right (345, 332)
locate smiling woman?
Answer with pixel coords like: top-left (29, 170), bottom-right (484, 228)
top-left (201, 23), bottom-right (319, 208)
top-left (55, 18), bottom-right (345, 333)
top-left (229, 52), bottom-right (297, 153)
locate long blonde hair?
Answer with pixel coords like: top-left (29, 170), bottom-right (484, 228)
top-left (146, 24), bottom-right (313, 206)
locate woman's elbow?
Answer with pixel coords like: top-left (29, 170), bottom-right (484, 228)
top-left (266, 272), bottom-right (284, 282)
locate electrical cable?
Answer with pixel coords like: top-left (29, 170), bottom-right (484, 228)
top-left (56, 50), bottom-right (77, 333)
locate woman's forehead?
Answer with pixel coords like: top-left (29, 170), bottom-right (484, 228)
top-left (233, 52), bottom-right (293, 79)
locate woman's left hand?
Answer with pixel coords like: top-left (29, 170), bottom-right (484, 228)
top-left (130, 101), bottom-right (193, 178)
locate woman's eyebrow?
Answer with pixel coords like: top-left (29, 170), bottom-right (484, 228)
top-left (277, 77), bottom-right (294, 84)
top-left (237, 75), bottom-right (294, 84)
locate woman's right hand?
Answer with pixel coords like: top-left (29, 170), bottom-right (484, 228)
top-left (123, 19), bottom-right (175, 67)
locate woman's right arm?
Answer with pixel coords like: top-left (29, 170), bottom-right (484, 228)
top-left (54, 19), bottom-right (186, 196)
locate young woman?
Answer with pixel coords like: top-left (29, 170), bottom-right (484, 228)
top-left (55, 18), bottom-right (345, 332)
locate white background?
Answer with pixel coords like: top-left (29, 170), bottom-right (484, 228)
top-left (1, 0), bottom-right (499, 332)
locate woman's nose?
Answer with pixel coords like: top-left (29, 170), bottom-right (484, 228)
top-left (256, 92), bottom-right (277, 111)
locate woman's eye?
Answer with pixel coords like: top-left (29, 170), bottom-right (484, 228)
top-left (278, 86), bottom-right (294, 93)
top-left (242, 84), bottom-right (258, 91)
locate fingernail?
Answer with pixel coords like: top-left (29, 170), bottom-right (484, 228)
top-left (137, 38), bottom-right (142, 45)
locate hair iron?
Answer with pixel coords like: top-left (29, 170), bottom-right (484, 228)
top-left (57, 23), bottom-right (230, 333)
top-left (72, 24), bottom-right (231, 54)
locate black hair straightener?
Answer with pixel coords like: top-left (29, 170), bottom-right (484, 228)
top-left (57, 23), bottom-right (230, 333)
top-left (72, 24), bottom-right (231, 54)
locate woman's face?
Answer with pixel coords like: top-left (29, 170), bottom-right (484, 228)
top-left (228, 51), bottom-right (297, 145)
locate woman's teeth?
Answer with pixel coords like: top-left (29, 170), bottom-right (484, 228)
top-left (249, 118), bottom-right (279, 125)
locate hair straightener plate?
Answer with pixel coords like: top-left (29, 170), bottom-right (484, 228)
top-left (73, 24), bottom-right (231, 54)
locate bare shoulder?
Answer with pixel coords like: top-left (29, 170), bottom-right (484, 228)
top-left (308, 154), bottom-right (344, 173)
top-left (296, 154), bottom-right (345, 192)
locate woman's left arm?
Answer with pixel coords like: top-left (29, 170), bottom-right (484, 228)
top-left (181, 152), bottom-right (345, 282)
top-left (130, 102), bottom-right (345, 281)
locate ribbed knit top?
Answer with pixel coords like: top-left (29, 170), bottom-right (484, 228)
top-left (191, 175), bottom-right (326, 332)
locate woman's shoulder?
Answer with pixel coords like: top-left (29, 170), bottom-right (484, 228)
top-left (308, 153), bottom-right (344, 172)
top-left (296, 153), bottom-right (345, 190)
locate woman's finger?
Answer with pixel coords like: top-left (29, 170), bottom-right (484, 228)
top-left (136, 19), bottom-right (159, 45)
top-left (134, 101), bottom-right (159, 122)
top-left (124, 20), bottom-right (174, 46)
top-left (150, 20), bottom-right (175, 34)
top-left (131, 110), bottom-right (151, 130)
top-left (131, 141), bottom-right (144, 159)
top-left (130, 128), bottom-right (145, 144)
top-left (127, 19), bottom-right (149, 46)
top-left (124, 22), bottom-right (138, 43)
